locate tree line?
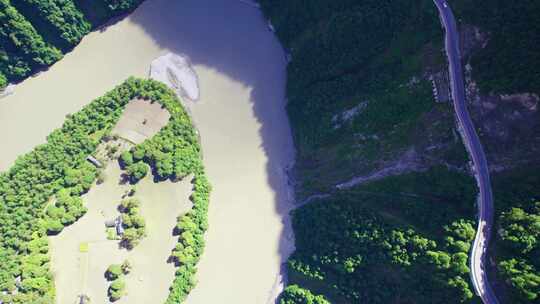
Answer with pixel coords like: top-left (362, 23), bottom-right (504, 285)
top-left (0, 0), bottom-right (145, 89)
top-left (118, 198), bottom-right (146, 249)
top-left (277, 167), bottom-right (479, 303)
top-left (286, 196), bottom-right (477, 303)
top-left (105, 260), bottom-right (131, 301)
top-left (489, 167), bottom-right (540, 303)
top-left (0, 78), bottom-right (210, 303)
top-left (258, 0), bottom-right (462, 201)
top-left (279, 285), bottom-right (330, 304)
top-left (453, 0), bottom-right (540, 95)
top-left (9, 0), bottom-right (91, 50)
top-left (0, 0), bottom-right (62, 82)
top-left (497, 203), bottom-right (540, 301)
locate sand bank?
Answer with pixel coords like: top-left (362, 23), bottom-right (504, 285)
top-left (0, 0), bottom-right (295, 302)
top-left (150, 53), bottom-right (199, 101)
top-left (0, 84), bottom-right (15, 98)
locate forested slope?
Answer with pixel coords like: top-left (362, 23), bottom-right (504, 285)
top-left (488, 168), bottom-right (540, 303)
top-left (451, 1), bottom-right (540, 302)
top-left (453, 0), bottom-right (540, 95)
top-left (261, 0), bottom-right (540, 303)
top-left (286, 168), bottom-right (479, 303)
top-left (261, 0), bottom-right (468, 200)
top-left (0, 0), bottom-right (144, 89)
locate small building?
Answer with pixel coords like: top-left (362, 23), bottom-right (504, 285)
top-left (86, 155), bottom-right (103, 168)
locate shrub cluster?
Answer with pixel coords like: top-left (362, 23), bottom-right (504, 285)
top-left (0, 78), bottom-right (210, 303)
top-left (104, 0), bottom-right (144, 13)
top-left (0, 73), bottom-right (6, 89)
top-left (488, 167), bottom-right (540, 303)
top-left (0, 0), bottom-right (62, 81)
top-left (0, 0), bottom-right (144, 87)
top-left (279, 285), bottom-right (330, 304)
top-left (105, 260), bottom-right (131, 301)
top-left (286, 198), bottom-right (477, 303)
top-left (9, 0), bottom-right (91, 50)
top-left (165, 173), bottom-right (210, 303)
top-left (453, 0), bottom-right (540, 94)
top-left (497, 203), bottom-right (540, 301)
top-left (118, 198), bottom-right (146, 249)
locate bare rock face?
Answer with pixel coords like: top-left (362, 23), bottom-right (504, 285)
top-left (464, 62), bottom-right (540, 169)
top-left (149, 53), bottom-right (200, 101)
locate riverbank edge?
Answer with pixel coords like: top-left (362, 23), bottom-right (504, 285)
top-left (0, 77), bottom-right (211, 303)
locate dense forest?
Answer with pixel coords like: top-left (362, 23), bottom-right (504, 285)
top-left (260, 0), bottom-right (539, 303)
top-left (287, 168), bottom-right (479, 303)
top-left (453, 0), bottom-right (540, 95)
top-left (279, 285), bottom-right (330, 304)
top-left (0, 0), bottom-right (144, 89)
top-left (260, 0), bottom-right (467, 199)
top-left (489, 168), bottom-right (540, 303)
top-left (0, 0), bottom-right (537, 302)
top-left (0, 78), bottom-right (210, 303)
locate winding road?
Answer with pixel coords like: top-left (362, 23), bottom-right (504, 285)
top-left (432, 1), bottom-right (499, 303)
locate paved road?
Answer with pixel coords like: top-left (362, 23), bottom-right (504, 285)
top-left (432, 1), bottom-right (499, 303)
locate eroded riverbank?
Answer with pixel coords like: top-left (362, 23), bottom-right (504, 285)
top-left (0, 0), bottom-right (295, 302)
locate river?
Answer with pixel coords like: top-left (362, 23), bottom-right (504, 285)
top-left (0, 0), bottom-right (295, 303)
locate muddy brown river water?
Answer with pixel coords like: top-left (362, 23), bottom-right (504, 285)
top-left (0, 0), bottom-right (295, 303)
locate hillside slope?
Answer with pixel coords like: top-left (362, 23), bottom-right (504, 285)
top-left (260, 0), bottom-right (540, 303)
top-left (0, 0), bottom-right (145, 89)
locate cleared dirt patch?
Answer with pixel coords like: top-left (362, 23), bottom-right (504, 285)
top-left (49, 163), bottom-right (192, 304)
top-left (112, 99), bottom-right (171, 144)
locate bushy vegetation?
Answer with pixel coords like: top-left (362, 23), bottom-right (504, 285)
top-left (287, 186), bottom-right (477, 303)
top-left (274, 167), bottom-right (479, 302)
top-left (497, 203), bottom-right (540, 301)
top-left (74, 0), bottom-right (144, 27)
top-left (118, 198), bottom-right (146, 249)
top-left (106, 264), bottom-right (123, 280)
top-left (106, 260), bottom-right (131, 301)
top-left (166, 173), bottom-right (210, 303)
top-left (104, 0), bottom-right (144, 12)
top-left (500, 205), bottom-right (540, 256)
top-left (499, 258), bottom-right (540, 302)
top-left (0, 0), bottom-right (144, 85)
top-left (350, 166), bottom-right (477, 232)
top-left (260, 0), bottom-right (441, 153)
top-left (45, 184), bottom-right (91, 234)
top-left (0, 78), bottom-right (210, 303)
top-left (0, 72), bottom-right (6, 89)
top-left (125, 162), bottom-right (148, 183)
top-left (259, 0), bottom-right (469, 199)
top-left (489, 167), bottom-right (540, 303)
top-left (262, 0), bottom-right (538, 302)
top-left (259, 1), bottom-right (484, 302)
top-left (453, 0), bottom-right (540, 94)
top-left (109, 277), bottom-right (126, 301)
top-left (9, 0), bottom-right (91, 50)
top-left (0, 0), bottom-right (62, 80)
top-left (279, 285), bottom-right (330, 304)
